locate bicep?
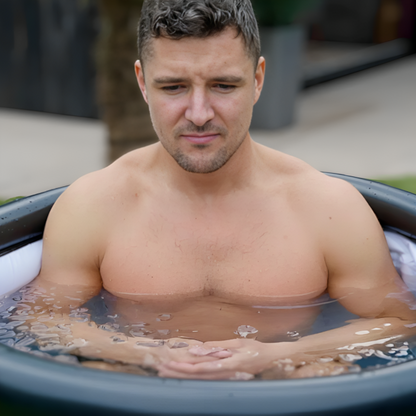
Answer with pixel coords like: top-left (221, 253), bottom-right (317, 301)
top-left (38, 184), bottom-right (103, 290)
top-left (323, 181), bottom-right (416, 320)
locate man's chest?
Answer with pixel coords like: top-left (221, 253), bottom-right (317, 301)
top-left (100, 206), bottom-right (328, 300)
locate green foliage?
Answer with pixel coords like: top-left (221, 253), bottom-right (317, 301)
top-left (0, 398), bottom-right (46, 416)
top-left (0, 196), bottom-right (25, 206)
top-left (251, 0), bottom-right (320, 26)
top-left (375, 176), bottom-right (416, 195)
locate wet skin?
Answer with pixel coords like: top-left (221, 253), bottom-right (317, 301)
top-left (98, 293), bottom-right (321, 343)
top-left (34, 28), bottom-right (416, 379)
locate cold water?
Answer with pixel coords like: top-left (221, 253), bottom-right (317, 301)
top-left (0, 283), bottom-right (415, 380)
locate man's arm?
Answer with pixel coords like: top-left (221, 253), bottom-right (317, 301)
top-left (38, 174), bottom-right (104, 296)
top-left (323, 178), bottom-right (416, 320)
top-left (23, 175), bottom-right (219, 368)
top-left (284, 178), bottom-right (416, 355)
top-left (157, 178), bottom-right (416, 379)
top-left (21, 175), bottom-right (115, 356)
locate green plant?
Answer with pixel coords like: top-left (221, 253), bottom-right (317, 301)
top-left (251, 0), bottom-right (321, 26)
top-left (375, 175), bottom-right (416, 195)
top-left (0, 197), bottom-right (25, 206)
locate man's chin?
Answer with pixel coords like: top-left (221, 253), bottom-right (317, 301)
top-left (171, 147), bottom-right (230, 174)
top-left (177, 161), bottom-right (227, 174)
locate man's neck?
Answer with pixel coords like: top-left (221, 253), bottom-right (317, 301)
top-left (156, 134), bottom-right (259, 200)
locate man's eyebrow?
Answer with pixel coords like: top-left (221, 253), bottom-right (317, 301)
top-left (211, 76), bottom-right (244, 83)
top-left (153, 77), bottom-right (187, 84)
top-left (152, 76), bottom-right (245, 84)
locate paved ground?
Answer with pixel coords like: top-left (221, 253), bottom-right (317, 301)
top-left (0, 110), bottom-right (106, 198)
top-left (1, 55), bottom-right (415, 199)
top-left (252, 55), bottom-right (416, 179)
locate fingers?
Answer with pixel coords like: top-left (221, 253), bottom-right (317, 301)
top-left (188, 345), bottom-right (233, 358)
top-left (158, 366), bottom-right (223, 380)
top-left (203, 339), bottom-right (244, 349)
top-left (166, 353), bottom-right (220, 364)
top-left (211, 350), bottom-right (233, 358)
top-left (158, 367), bottom-right (254, 380)
top-left (167, 338), bottom-right (203, 347)
top-left (163, 360), bottom-right (224, 372)
top-left (165, 346), bottom-right (222, 364)
top-left (157, 359), bottom-right (253, 380)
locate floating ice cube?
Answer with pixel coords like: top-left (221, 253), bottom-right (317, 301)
top-left (234, 325), bottom-right (258, 338)
top-left (136, 340), bottom-right (165, 348)
top-left (111, 336), bottom-right (126, 344)
top-left (339, 354), bottom-right (362, 362)
top-left (169, 342), bottom-right (189, 349)
top-left (375, 350), bottom-right (398, 360)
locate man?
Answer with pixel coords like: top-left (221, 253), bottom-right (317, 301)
top-left (34, 0), bottom-right (416, 380)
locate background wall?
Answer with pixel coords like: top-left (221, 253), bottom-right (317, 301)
top-left (0, 0), bottom-right (415, 164)
top-left (0, 0), bottom-right (99, 118)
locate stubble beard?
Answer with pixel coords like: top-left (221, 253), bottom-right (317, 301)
top-left (173, 145), bottom-right (230, 174)
top-left (161, 123), bottom-right (246, 174)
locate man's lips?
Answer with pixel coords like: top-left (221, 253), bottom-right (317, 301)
top-left (181, 133), bottom-right (220, 144)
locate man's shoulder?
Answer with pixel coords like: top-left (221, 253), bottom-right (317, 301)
top-left (259, 146), bottom-right (370, 220)
top-left (60, 144), bottom-right (158, 205)
top-left (259, 147), bottom-right (349, 197)
top-left (292, 168), bottom-right (370, 221)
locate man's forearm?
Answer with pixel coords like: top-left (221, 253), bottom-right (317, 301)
top-left (29, 316), bottom-right (209, 369)
top-left (288, 316), bottom-right (416, 358)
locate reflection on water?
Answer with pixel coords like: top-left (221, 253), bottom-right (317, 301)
top-left (0, 284), bottom-right (415, 380)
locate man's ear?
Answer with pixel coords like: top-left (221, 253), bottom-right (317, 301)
top-left (254, 57), bottom-right (266, 105)
top-left (135, 60), bottom-right (148, 104)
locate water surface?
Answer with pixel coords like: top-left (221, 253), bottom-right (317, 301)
top-left (0, 284), bottom-right (414, 379)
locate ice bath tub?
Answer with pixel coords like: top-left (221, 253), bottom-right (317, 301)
top-left (1, 173), bottom-right (416, 415)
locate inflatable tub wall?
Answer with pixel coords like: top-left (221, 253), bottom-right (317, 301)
top-left (1, 173), bottom-right (416, 416)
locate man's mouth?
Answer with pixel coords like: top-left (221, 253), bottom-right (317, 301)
top-left (181, 133), bottom-right (220, 145)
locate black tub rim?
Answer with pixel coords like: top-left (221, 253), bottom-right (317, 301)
top-left (1, 172), bottom-right (416, 415)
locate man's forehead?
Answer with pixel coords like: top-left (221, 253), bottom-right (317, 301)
top-left (144, 29), bottom-right (253, 78)
top-left (145, 27), bottom-right (251, 64)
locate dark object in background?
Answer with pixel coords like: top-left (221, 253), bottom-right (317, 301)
top-left (0, 0), bottom-right (156, 162)
top-left (96, 0), bottom-right (157, 162)
top-left (250, 0), bottom-right (321, 130)
top-left (315, 0), bottom-right (381, 43)
top-left (0, 0), bottom-right (414, 140)
top-left (251, 0), bottom-right (322, 27)
top-left (304, 0), bottom-right (416, 87)
top-left (250, 25), bottom-right (305, 130)
top-left (0, 0), bottom-right (98, 118)
top-left (312, 0), bottom-right (415, 45)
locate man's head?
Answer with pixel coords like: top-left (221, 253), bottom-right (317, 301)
top-left (135, 0), bottom-right (265, 174)
top-left (138, 0), bottom-right (261, 71)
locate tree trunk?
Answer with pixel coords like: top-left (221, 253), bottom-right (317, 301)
top-left (96, 0), bottom-right (157, 162)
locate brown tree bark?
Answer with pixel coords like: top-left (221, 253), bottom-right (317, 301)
top-left (96, 0), bottom-right (157, 162)
top-left (375, 0), bottom-right (402, 43)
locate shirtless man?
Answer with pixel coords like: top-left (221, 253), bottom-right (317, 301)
top-left (33, 0), bottom-right (416, 380)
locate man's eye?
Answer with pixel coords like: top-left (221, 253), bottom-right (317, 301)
top-left (214, 84), bottom-right (235, 91)
top-left (162, 85), bottom-right (183, 92)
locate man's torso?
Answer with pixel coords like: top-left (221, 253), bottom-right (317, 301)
top-left (76, 144), bottom-right (333, 340)
top-left (98, 145), bottom-right (329, 303)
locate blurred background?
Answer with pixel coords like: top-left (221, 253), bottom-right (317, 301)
top-left (0, 0), bottom-right (415, 200)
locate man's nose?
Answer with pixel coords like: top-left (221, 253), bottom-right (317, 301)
top-left (184, 89), bottom-right (215, 126)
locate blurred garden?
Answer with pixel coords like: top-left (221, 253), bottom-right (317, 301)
top-left (0, 0), bottom-right (415, 198)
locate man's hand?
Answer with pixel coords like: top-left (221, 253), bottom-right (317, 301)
top-left (157, 339), bottom-right (292, 380)
top-left (156, 313), bottom-right (416, 380)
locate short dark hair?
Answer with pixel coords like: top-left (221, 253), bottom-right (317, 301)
top-left (138, 0), bottom-right (261, 68)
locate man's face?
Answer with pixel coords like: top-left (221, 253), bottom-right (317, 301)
top-left (135, 28), bottom-right (265, 174)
